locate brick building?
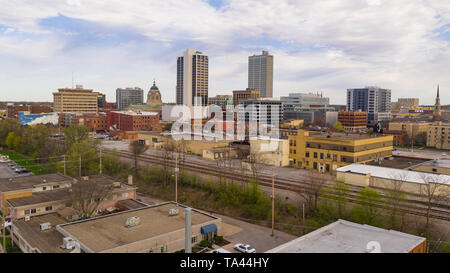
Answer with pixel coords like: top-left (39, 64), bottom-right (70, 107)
top-left (7, 104), bottom-right (52, 119)
top-left (107, 110), bottom-right (160, 131)
top-left (338, 111), bottom-right (367, 133)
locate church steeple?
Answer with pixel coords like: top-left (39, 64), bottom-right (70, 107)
top-left (434, 84), bottom-right (441, 121)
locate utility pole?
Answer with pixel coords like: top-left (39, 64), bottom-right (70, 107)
top-left (302, 203), bottom-right (306, 235)
top-left (175, 153), bottom-right (179, 203)
top-left (271, 167), bottom-right (275, 237)
top-left (63, 155), bottom-right (66, 176)
top-left (79, 155), bottom-right (82, 177)
top-left (99, 149), bottom-right (102, 175)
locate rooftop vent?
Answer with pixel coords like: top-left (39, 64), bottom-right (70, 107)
top-left (169, 208), bottom-right (179, 216)
top-left (43, 179), bottom-right (48, 183)
top-left (40, 222), bottom-right (51, 231)
top-left (125, 216), bottom-right (141, 228)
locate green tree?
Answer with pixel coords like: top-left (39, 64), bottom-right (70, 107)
top-left (333, 121), bottom-right (343, 132)
top-left (330, 180), bottom-right (349, 218)
top-left (63, 125), bottom-right (90, 150)
top-left (0, 119), bottom-right (21, 147)
top-left (66, 139), bottom-right (100, 177)
top-left (5, 132), bottom-right (15, 149)
top-left (12, 135), bottom-right (21, 151)
top-left (103, 149), bottom-right (121, 175)
top-left (351, 188), bottom-right (382, 226)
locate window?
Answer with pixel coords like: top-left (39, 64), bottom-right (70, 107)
top-left (42, 187), bottom-right (46, 191)
top-left (53, 185), bottom-right (60, 189)
top-left (192, 236), bottom-right (198, 244)
top-left (313, 162), bottom-right (318, 169)
top-left (30, 209), bottom-right (36, 214)
top-left (333, 154), bottom-right (337, 161)
top-left (305, 152), bottom-right (310, 158)
top-left (320, 153), bottom-right (324, 159)
top-left (327, 154), bottom-right (331, 159)
top-left (24, 210), bottom-right (30, 215)
top-left (45, 206), bottom-right (52, 211)
top-left (294, 150), bottom-right (296, 154)
top-left (314, 152), bottom-right (317, 158)
top-left (326, 164), bottom-right (330, 172)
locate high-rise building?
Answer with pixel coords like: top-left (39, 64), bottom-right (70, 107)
top-left (346, 87), bottom-right (391, 124)
top-left (116, 87), bottom-right (144, 110)
top-left (53, 85), bottom-right (99, 113)
top-left (248, 50), bottom-right (273, 98)
top-left (176, 48), bottom-right (209, 106)
top-left (237, 99), bottom-right (283, 126)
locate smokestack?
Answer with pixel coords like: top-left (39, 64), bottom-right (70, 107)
top-left (185, 207), bottom-right (192, 253)
top-left (128, 175), bottom-right (133, 185)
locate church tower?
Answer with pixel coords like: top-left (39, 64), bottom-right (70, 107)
top-left (146, 80), bottom-right (162, 107)
top-left (433, 84), bottom-right (441, 120)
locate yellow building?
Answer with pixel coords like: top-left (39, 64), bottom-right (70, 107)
top-left (427, 122), bottom-right (450, 150)
top-left (249, 138), bottom-right (290, 167)
top-left (53, 85), bottom-right (99, 113)
top-left (288, 129), bottom-right (393, 173)
top-left (388, 122), bottom-right (430, 138)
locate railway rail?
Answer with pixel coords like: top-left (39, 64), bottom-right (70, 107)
top-left (112, 149), bottom-right (450, 222)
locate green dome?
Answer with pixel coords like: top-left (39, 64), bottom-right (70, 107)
top-left (150, 80), bottom-right (159, 91)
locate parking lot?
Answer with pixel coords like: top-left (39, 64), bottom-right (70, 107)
top-left (0, 162), bottom-right (33, 179)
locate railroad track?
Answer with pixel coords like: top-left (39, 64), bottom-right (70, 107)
top-left (111, 149), bottom-right (450, 222)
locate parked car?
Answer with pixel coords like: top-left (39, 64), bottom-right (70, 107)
top-left (234, 244), bottom-right (256, 253)
top-left (210, 248), bottom-right (231, 253)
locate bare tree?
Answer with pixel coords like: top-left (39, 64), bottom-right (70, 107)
top-left (385, 172), bottom-right (408, 230)
top-left (129, 140), bottom-right (148, 170)
top-left (418, 173), bottom-right (450, 237)
top-left (247, 150), bottom-right (268, 183)
top-left (297, 171), bottom-right (328, 211)
top-left (160, 140), bottom-right (175, 187)
top-left (68, 178), bottom-right (113, 219)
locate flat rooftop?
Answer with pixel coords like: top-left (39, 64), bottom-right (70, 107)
top-left (7, 188), bottom-right (70, 207)
top-left (308, 132), bottom-right (391, 141)
top-left (410, 158), bottom-right (450, 170)
top-left (58, 202), bottom-right (219, 252)
top-left (366, 156), bottom-right (429, 169)
top-left (337, 164), bottom-right (450, 185)
top-left (12, 213), bottom-right (70, 253)
top-left (266, 220), bottom-right (425, 253)
top-left (0, 173), bottom-right (72, 192)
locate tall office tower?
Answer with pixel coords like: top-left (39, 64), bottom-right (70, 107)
top-left (176, 48), bottom-right (209, 107)
top-left (116, 87), bottom-right (144, 110)
top-left (346, 87), bottom-right (391, 124)
top-left (248, 50), bottom-right (273, 98)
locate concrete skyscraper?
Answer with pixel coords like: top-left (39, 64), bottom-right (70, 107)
top-left (176, 48), bottom-right (209, 107)
top-left (248, 50), bottom-right (273, 98)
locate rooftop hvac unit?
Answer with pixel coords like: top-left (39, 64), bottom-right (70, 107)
top-left (169, 208), bottom-right (179, 216)
top-left (60, 237), bottom-right (75, 250)
top-left (24, 216), bottom-right (30, 221)
top-left (40, 222), bottom-right (51, 231)
top-left (125, 216), bottom-right (141, 228)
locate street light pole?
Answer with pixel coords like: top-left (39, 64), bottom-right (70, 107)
top-left (175, 153), bottom-right (179, 203)
top-left (271, 167), bottom-right (275, 237)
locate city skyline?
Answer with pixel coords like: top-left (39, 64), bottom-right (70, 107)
top-left (0, 1), bottom-right (449, 105)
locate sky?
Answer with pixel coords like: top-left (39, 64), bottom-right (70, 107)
top-left (0, 0), bottom-right (449, 105)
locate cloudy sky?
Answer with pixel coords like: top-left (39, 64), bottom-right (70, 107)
top-left (0, 0), bottom-right (449, 105)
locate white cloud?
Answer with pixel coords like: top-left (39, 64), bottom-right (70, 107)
top-left (0, 0), bottom-right (449, 104)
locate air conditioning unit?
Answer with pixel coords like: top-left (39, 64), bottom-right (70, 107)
top-left (113, 182), bottom-right (121, 188)
top-left (60, 237), bottom-right (75, 250)
top-left (168, 208), bottom-right (179, 216)
top-left (125, 216), bottom-right (140, 228)
top-left (40, 222), bottom-right (51, 231)
top-left (24, 216), bottom-right (30, 221)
